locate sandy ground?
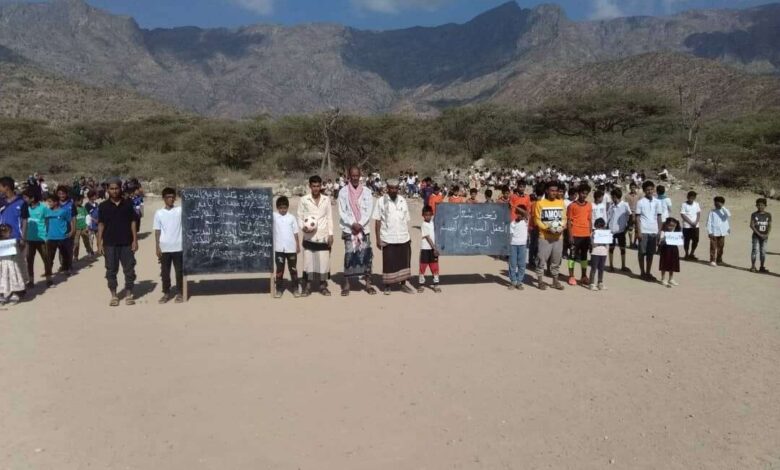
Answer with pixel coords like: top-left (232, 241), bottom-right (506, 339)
top-left (1, 187), bottom-right (779, 470)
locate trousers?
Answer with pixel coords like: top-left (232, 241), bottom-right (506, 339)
top-left (508, 244), bottom-right (527, 285)
top-left (46, 240), bottom-right (72, 275)
top-left (751, 235), bottom-right (768, 266)
top-left (25, 240), bottom-right (47, 280)
top-left (160, 251), bottom-right (183, 294)
top-left (590, 255), bottom-right (606, 284)
top-left (683, 227), bottom-right (699, 256)
top-left (709, 236), bottom-right (725, 263)
top-left (104, 245), bottom-right (136, 292)
top-left (536, 237), bottom-right (563, 280)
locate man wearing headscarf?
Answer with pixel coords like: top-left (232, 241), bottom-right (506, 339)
top-left (338, 166), bottom-right (376, 296)
top-left (373, 179), bottom-right (414, 295)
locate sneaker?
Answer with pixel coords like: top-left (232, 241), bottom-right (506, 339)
top-left (589, 284), bottom-right (597, 291)
top-left (567, 276), bottom-right (577, 286)
top-left (661, 280), bottom-right (670, 287)
top-left (598, 283), bottom-right (606, 291)
top-left (551, 281), bottom-right (565, 291)
top-left (383, 287), bottom-right (391, 295)
top-left (158, 293), bottom-right (171, 304)
top-left (709, 262), bottom-right (717, 267)
top-left (7, 294), bottom-right (20, 305)
top-left (292, 287), bottom-right (301, 298)
top-left (273, 289), bottom-right (283, 299)
top-left (669, 280), bottom-right (679, 286)
top-left (515, 283), bottom-right (524, 291)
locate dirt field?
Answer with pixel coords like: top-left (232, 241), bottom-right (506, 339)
top-left (2, 188), bottom-right (779, 469)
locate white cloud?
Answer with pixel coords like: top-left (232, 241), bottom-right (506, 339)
top-left (228, 0), bottom-right (275, 15)
top-left (589, 0), bottom-right (625, 19)
top-left (350, 0), bottom-right (450, 14)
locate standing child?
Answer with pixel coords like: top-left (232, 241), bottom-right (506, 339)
top-left (44, 194), bottom-right (75, 284)
top-left (589, 218), bottom-right (609, 291)
top-left (73, 195), bottom-right (93, 261)
top-left (607, 188), bottom-right (631, 272)
top-left (22, 189), bottom-right (47, 288)
top-left (153, 188), bottom-right (184, 303)
top-left (418, 206), bottom-right (441, 293)
top-left (508, 206), bottom-right (528, 290)
top-left (680, 191), bottom-right (701, 260)
top-left (448, 186), bottom-right (465, 203)
top-left (591, 190), bottom-right (607, 228)
top-left (483, 189), bottom-right (494, 203)
top-left (626, 182), bottom-right (640, 248)
top-left (534, 181), bottom-right (567, 291)
top-left (85, 190), bottom-right (100, 256)
top-left (0, 224), bottom-right (25, 305)
top-left (566, 183), bottom-right (592, 286)
top-left (658, 217), bottom-right (681, 287)
top-left (272, 196), bottom-right (301, 298)
top-left (749, 198), bottom-right (772, 273)
top-left (707, 196), bottom-right (731, 267)
top-left (466, 188), bottom-right (479, 204)
top-left (656, 185), bottom-right (672, 222)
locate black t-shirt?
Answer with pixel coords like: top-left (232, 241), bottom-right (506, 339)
top-left (751, 211), bottom-right (772, 235)
top-left (98, 199), bottom-right (136, 246)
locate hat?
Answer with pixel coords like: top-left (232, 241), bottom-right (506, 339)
top-left (386, 178), bottom-right (402, 188)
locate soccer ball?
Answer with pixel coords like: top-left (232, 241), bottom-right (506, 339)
top-left (548, 219), bottom-right (564, 234)
top-left (303, 216), bottom-right (318, 232)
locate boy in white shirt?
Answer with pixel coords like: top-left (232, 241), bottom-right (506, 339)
top-left (591, 190), bottom-right (607, 228)
top-left (607, 188), bottom-right (631, 272)
top-left (680, 191), bottom-right (702, 260)
top-left (508, 206), bottom-right (529, 290)
top-left (418, 206), bottom-right (441, 293)
top-left (656, 185), bottom-right (672, 222)
top-left (154, 188), bottom-right (183, 304)
top-left (273, 196), bottom-right (300, 298)
top-left (707, 196), bottom-right (731, 267)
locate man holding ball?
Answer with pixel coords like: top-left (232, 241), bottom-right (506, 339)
top-left (297, 175), bottom-right (334, 296)
top-left (533, 181), bottom-right (567, 290)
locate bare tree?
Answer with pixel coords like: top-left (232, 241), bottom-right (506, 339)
top-left (320, 107), bottom-right (340, 175)
top-left (678, 85), bottom-right (703, 175)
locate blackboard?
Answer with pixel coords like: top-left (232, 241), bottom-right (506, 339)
top-left (182, 188), bottom-right (274, 275)
top-left (434, 203), bottom-right (511, 256)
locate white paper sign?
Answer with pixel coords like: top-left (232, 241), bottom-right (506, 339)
top-left (593, 230), bottom-right (613, 244)
top-left (664, 232), bottom-right (684, 246)
top-left (0, 239), bottom-right (17, 256)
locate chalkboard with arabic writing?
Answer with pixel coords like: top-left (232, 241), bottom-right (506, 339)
top-left (182, 188), bottom-right (274, 275)
top-left (434, 203), bottom-right (511, 256)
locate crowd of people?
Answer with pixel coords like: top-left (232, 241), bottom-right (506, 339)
top-left (0, 162), bottom-right (773, 306)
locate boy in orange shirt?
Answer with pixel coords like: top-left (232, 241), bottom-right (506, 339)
top-left (566, 183), bottom-right (593, 286)
top-left (428, 184), bottom-right (444, 215)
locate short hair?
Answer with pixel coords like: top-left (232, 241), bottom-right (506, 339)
top-left (756, 198), bottom-right (767, 205)
top-left (422, 205), bottom-right (433, 214)
top-left (469, 188), bottom-right (478, 194)
top-left (45, 193), bottom-right (57, 201)
top-left (594, 190), bottom-right (604, 199)
top-left (276, 196), bottom-right (290, 208)
top-left (501, 185), bottom-right (510, 193)
top-left (714, 196), bottom-right (725, 204)
top-left (629, 182), bottom-right (638, 188)
top-left (656, 185), bottom-right (666, 195)
top-left (545, 181), bottom-right (559, 191)
top-left (484, 189), bottom-right (493, 198)
top-left (452, 185), bottom-right (460, 192)
top-left (611, 188), bottom-right (623, 199)
top-left (594, 218), bottom-right (606, 228)
top-left (162, 187), bottom-right (176, 197)
top-left (687, 191), bottom-right (697, 198)
top-left (0, 176), bottom-right (14, 189)
top-left (106, 177), bottom-right (122, 188)
top-left (577, 183), bottom-right (591, 193)
top-left (308, 175), bottom-right (322, 185)
top-left (642, 180), bottom-right (655, 190)
top-left (23, 187), bottom-right (39, 201)
top-left (433, 184), bottom-right (440, 191)
top-left (87, 190), bottom-right (97, 198)
top-left (55, 185), bottom-right (69, 194)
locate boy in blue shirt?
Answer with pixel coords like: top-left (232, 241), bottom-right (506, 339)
top-left (44, 194), bottom-right (75, 284)
top-left (22, 189), bottom-right (48, 286)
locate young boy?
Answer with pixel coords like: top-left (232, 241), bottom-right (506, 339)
top-left (448, 186), bottom-right (465, 203)
top-left (44, 194), bottom-right (75, 284)
top-left (272, 196), bottom-right (300, 298)
top-left (496, 186), bottom-right (511, 204)
top-left (85, 190), bottom-right (100, 255)
top-left (98, 178), bottom-right (139, 306)
top-left (22, 188), bottom-right (47, 286)
top-left (656, 185), bottom-right (672, 222)
top-left (534, 181), bottom-right (567, 291)
top-left (508, 206), bottom-right (528, 290)
top-left (73, 195), bottom-right (94, 261)
top-left (635, 180), bottom-right (663, 281)
top-left (418, 206), bottom-right (441, 293)
top-left (680, 191), bottom-right (702, 260)
top-left (566, 183), bottom-right (592, 286)
top-left (153, 188), bottom-right (183, 303)
top-left (707, 196), bottom-right (731, 267)
top-left (607, 188), bottom-right (631, 272)
top-left (749, 198), bottom-right (771, 273)
top-left (626, 182), bottom-right (640, 247)
top-left (483, 189), bottom-right (494, 203)
top-left (466, 188), bottom-right (479, 204)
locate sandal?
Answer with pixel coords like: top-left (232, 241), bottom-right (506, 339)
top-left (174, 295), bottom-right (184, 303)
top-left (109, 297), bottom-right (120, 307)
top-left (417, 286), bottom-right (425, 293)
top-left (320, 288), bottom-right (331, 297)
top-left (125, 294), bottom-right (136, 306)
top-left (383, 287), bottom-right (391, 295)
top-left (341, 288), bottom-right (350, 297)
top-left (365, 286), bottom-right (377, 295)
top-left (432, 285), bottom-right (442, 293)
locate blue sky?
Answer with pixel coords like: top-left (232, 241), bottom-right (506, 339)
top-left (77, 0), bottom-right (771, 30)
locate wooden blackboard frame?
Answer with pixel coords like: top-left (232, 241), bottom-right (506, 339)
top-left (433, 202), bottom-right (511, 257)
top-left (181, 187), bottom-right (274, 300)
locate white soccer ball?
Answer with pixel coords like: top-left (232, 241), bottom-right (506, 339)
top-left (303, 216), bottom-right (318, 232)
top-left (548, 219), bottom-right (564, 234)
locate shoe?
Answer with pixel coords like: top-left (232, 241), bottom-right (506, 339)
top-left (419, 286), bottom-right (426, 293)
top-left (7, 294), bottom-right (20, 305)
top-left (538, 281), bottom-right (548, 291)
top-left (301, 287), bottom-right (311, 297)
top-left (552, 281), bottom-right (565, 291)
top-left (383, 287), bottom-right (391, 295)
top-left (274, 289), bottom-right (283, 299)
top-left (589, 284), bottom-right (597, 291)
top-left (125, 293), bottom-right (135, 306)
top-left (400, 284), bottom-right (415, 294)
top-left (174, 294), bottom-right (184, 303)
top-left (158, 293), bottom-right (171, 304)
top-left (25, 281), bottom-right (34, 289)
top-left (0, 296), bottom-right (6, 306)
top-left (759, 267), bottom-right (769, 273)
top-left (508, 284), bottom-right (516, 291)
top-left (109, 296), bottom-right (120, 307)
top-left (515, 284), bottom-right (524, 291)
top-left (690, 255), bottom-right (698, 261)
top-left (709, 262), bottom-right (717, 267)
top-left (669, 280), bottom-right (679, 286)
top-left (598, 283), bottom-right (606, 291)
top-left (661, 280), bottom-right (670, 287)
top-left (621, 267), bottom-right (631, 273)
top-left (580, 276), bottom-right (589, 286)
top-left (292, 287), bottom-right (301, 298)
top-left (750, 267), bottom-right (758, 273)
top-left (646, 274), bottom-right (658, 283)
top-left (607, 266), bottom-right (615, 273)
top-left (567, 276), bottom-right (577, 286)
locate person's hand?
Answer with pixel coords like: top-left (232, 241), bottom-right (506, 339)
top-left (156, 246), bottom-right (162, 259)
top-left (636, 232), bottom-right (643, 243)
top-left (379, 240), bottom-right (387, 249)
top-left (98, 244), bottom-right (104, 256)
top-left (327, 235), bottom-right (333, 248)
top-left (351, 223), bottom-right (362, 233)
top-left (131, 240), bottom-right (139, 253)
top-left (433, 248), bottom-right (439, 258)
top-left (19, 240), bottom-right (26, 250)
top-left (296, 244), bottom-right (301, 254)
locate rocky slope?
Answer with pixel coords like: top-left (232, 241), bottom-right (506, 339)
top-left (0, 0), bottom-right (778, 117)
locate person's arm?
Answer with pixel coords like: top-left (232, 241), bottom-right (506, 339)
top-left (358, 193), bottom-right (373, 231)
top-left (707, 212), bottom-right (715, 237)
top-left (766, 214), bottom-right (773, 239)
top-left (337, 191), bottom-right (352, 233)
top-left (130, 219), bottom-right (139, 252)
top-left (326, 199), bottom-right (334, 247)
top-left (534, 202), bottom-right (548, 232)
top-left (154, 229), bottom-right (162, 258)
top-left (97, 222), bottom-right (105, 255)
top-left (372, 201), bottom-right (383, 248)
top-left (19, 204), bottom-right (28, 248)
top-left (693, 207), bottom-right (701, 227)
top-left (68, 215), bottom-right (77, 239)
top-left (680, 206), bottom-right (694, 227)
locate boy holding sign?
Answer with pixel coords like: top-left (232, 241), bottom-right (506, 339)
top-left (590, 218), bottom-right (611, 291)
top-left (659, 218), bottom-right (682, 287)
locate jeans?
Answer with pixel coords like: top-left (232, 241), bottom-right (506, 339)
top-left (25, 240), bottom-right (47, 280)
top-left (536, 237), bottom-right (563, 281)
top-left (709, 236), bottom-right (725, 263)
top-left (160, 251), bottom-right (183, 294)
top-left (275, 252), bottom-right (299, 290)
top-left (46, 239), bottom-right (72, 275)
top-left (528, 229), bottom-right (539, 267)
top-left (590, 255), bottom-right (606, 285)
top-left (508, 244), bottom-right (527, 285)
top-left (683, 227), bottom-right (699, 256)
top-left (73, 229), bottom-right (93, 259)
top-left (104, 245), bottom-right (136, 292)
top-left (751, 235), bottom-right (768, 267)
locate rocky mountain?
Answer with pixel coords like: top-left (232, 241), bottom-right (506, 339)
top-left (0, 0), bottom-right (778, 118)
top-left (0, 48), bottom-right (178, 122)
